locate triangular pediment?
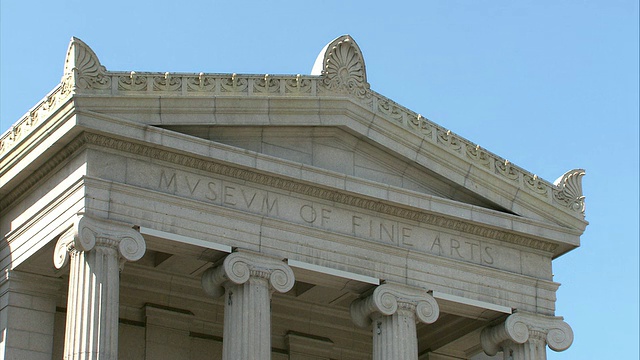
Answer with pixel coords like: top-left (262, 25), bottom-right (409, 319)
top-left (0, 35), bottom-right (587, 232)
top-left (159, 125), bottom-right (512, 213)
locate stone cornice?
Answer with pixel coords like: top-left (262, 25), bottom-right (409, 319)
top-left (0, 36), bottom-right (586, 222)
top-left (0, 269), bottom-right (64, 297)
top-left (1, 131), bottom-right (565, 254)
top-left (0, 127), bottom-right (85, 214)
top-left (0, 84), bottom-right (69, 156)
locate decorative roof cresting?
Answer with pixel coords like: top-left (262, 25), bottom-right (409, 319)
top-left (0, 35), bottom-right (586, 220)
top-left (62, 37), bottom-right (111, 95)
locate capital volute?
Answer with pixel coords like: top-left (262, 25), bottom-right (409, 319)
top-left (53, 214), bottom-right (146, 269)
top-left (201, 251), bottom-right (295, 298)
top-left (350, 283), bottom-right (440, 328)
top-left (480, 312), bottom-right (574, 356)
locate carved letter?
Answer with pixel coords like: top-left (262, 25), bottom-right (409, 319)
top-left (300, 205), bottom-right (316, 223)
top-left (466, 241), bottom-right (480, 261)
top-left (352, 215), bottom-right (362, 235)
top-left (401, 226), bottom-right (413, 246)
top-left (206, 181), bottom-right (218, 201)
top-left (483, 246), bottom-right (495, 265)
top-left (321, 208), bottom-right (331, 226)
top-left (185, 177), bottom-right (200, 195)
top-left (241, 188), bottom-right (257, 208)
top-left (262, 195), bottom-right (278, 215)
top-left (379, 222), bottom-right (395, 244)
top-left (430, 235), bottom-right (443, 255)
top-left (450, 239), bottom-right (463, 259)
top-left (159, 170), bottom-right (177, 192)
top-left (224, 186), bottom-right (236, 206)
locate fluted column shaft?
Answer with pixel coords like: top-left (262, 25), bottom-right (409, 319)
top-left (371, 304), bottom-right (419, 360)
top-left (201, 251), bottom-right (295, 360)
top-left (54, 215), bottom-right (146, 360)
top-left (480, 312), bottom-right (574, 360)
top-left (350, 283), bottom-right (439, 360)
top-left (500, 332), bottom-right (547, 360)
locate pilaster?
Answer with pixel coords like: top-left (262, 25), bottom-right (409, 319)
top-left (480, 312), bottom-right (573, 360)
top-left (54, 214), bottom-right (146, 360)
top-left (144, 305), bottom-right (195, 360)
top-left (201, 250), bottom-right (295, 360)
top-left (0, 270), bottom-right (62, 360)
top-left (350, 283), bottom-right (440, 360)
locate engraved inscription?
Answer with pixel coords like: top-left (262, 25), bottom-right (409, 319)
top-left (298, 202), bottom-right (495, 265)
top-left (158, 170), bottom-right (279, 216)
top-left (143, 166), bottom-right (505, 268)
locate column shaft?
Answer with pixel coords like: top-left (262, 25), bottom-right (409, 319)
top-left (54, 215), bottom-right (146, 360)
top-left (372, 308), bottom-right (419, 360)
top-left (350, 283), bottom-right (439, 360)
top-left (201, 251), bottom-right (295, 360)
top-left (481, 312), bottom-right (573, 360)
top-left (223, 276), bottom-right (271, 360)
top-left (64, 246), bottom-right (120, 359)
top-left (501, 335), bottom-right (547, 360)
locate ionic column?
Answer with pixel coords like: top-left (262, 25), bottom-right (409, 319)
top-left (480, 312), bottom-right (574, 360)
top-left (350, 283), bottom-right (440, 360)
top-left (201, 251), bottom-right (295, 360)
top-left (54, 215), bottom-right (146, 360)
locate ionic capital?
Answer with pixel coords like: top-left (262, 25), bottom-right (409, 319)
top-left (201, 251), bottom-right (295, 298)
top-left (53, 214), bottom-right (146, 269)
top-left (350, 283), bottom-right (439, 328)
top-left (480, 312), bottom-right (574, 356)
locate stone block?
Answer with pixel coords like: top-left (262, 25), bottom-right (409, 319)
top-left (4, 348), bottom-right (51, 360)
top-left (4, 328), bottom-right (29, 350)
top-left (28, 332), bottom-right (53, 353)
top-left (9, 307), bottom-right (54, 333)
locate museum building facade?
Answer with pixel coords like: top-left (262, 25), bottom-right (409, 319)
top-left (0, 36), bottom-right (587, 360)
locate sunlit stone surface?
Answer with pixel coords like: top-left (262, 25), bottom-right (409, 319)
top-left (0, 35), bottom-right (586, 360)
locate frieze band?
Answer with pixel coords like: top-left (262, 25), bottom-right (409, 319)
top-left (1, 131), bottom-right (562, 256)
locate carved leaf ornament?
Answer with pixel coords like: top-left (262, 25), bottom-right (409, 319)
top-left (312, 35), bottom-right (370, 98)
top-left (62, 37), bottom-right (111, 93)
top-left (553, 169), bottom-right (586, 214)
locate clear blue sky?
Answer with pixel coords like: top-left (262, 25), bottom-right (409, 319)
top-left (1, 1), bottom-right (638, 359)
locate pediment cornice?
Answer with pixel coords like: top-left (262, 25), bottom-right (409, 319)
top-left (0, 36), bottom-right (586, 226)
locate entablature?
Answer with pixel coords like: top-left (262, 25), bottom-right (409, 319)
top-left (3, 124), bottom-right (581, 259)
